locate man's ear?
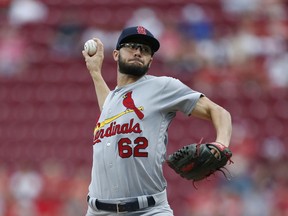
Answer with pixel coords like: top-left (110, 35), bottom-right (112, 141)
top-left (148, 58), bottom-right (153, 68)
top-left (113, 50), bottom-right (119, 61)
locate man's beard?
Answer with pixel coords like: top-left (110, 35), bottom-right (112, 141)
top-left (118, 55), bottom-right (149, 77)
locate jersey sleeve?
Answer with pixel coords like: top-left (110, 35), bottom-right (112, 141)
top-left (159, 77), bottom-right (203, 116)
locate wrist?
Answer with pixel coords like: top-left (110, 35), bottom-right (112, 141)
top-left (213, 141), bottom-right (228, 147)
top-left (90, 70), bottom-right (102, 78)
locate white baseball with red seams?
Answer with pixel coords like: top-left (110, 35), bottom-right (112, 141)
top-left (84, 39), bottom-right (97, 56)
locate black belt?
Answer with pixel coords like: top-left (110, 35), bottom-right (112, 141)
top-left (87, 195), bottom-right (156, 213)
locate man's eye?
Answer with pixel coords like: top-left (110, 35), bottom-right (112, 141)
top-left (143, 47), bottom-right (149, 53)
top-left (130, 44), bottom-right (137, 49)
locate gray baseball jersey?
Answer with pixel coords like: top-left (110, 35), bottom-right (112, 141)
top-left (88, 75), bottom-right (202, 199)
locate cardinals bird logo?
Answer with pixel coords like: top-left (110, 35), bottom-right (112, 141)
top-left (123, 91), bottom-right (144, 120)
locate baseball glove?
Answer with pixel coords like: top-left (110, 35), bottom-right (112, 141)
top-left (167, 142), bottom-right (233, 183)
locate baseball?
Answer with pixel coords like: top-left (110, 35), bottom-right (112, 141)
top-left (84, 39), bottom-right (97, 56)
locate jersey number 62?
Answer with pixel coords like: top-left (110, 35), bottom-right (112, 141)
top-left (118, 137), bottom-right (148, 158)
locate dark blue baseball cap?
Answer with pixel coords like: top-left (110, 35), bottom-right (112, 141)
top-left (116, 26), bottom-right (160, 54)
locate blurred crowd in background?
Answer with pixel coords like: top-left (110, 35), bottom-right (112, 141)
top-left (0, 0), bottom-right (288, 215)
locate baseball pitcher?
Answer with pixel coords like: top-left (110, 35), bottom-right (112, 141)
top-left (82, 26), bottom-right (232, 216)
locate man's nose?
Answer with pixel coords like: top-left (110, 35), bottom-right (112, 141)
top-left (134, 47), bottom-right (142, 55)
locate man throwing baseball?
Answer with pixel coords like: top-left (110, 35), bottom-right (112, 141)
top-left (82, 26), bottom-right (232, 216)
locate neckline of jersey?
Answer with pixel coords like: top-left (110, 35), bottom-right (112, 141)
top-left (114, 75), bottom-right (148, 91)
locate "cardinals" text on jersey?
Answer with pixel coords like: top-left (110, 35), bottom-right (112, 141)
top-left (93, 119), bottom-right (142, 144)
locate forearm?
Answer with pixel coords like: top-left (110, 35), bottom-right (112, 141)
top-left (191, 97), bottom-right (232, 147)
top-left (82, 38), bottom-right (110, 111)
top-left (211, 105), bottom-right (232, 147)
top-left (91, 72), bottom-right (110, 111)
